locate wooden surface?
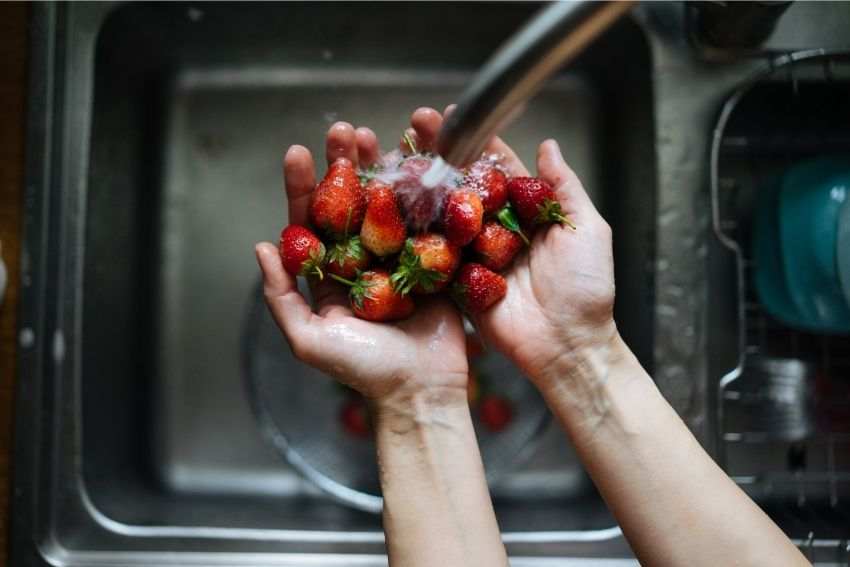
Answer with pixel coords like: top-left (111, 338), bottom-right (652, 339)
top-left (0, 3), bottom-right (29, 565)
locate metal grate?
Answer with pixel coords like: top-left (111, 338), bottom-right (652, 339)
top-left (711, 50), bottom-right (850, 563)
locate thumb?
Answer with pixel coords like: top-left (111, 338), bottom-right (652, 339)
top-left (536, 139), bottom-right (596, 216)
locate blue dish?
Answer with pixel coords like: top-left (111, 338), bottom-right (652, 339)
top-left (753, 157), bottom-right (850, 334)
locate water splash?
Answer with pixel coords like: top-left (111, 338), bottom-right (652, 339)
top-left (362, 151), bottom-right (502, 233)
top-left (422, 156), bottom-right (455, 188)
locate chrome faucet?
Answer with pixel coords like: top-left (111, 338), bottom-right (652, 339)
top-left (435, 1), bottom-right (635, 167)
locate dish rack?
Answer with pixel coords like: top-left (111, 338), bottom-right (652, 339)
top-left (711, 50), bottom-right (850, 564)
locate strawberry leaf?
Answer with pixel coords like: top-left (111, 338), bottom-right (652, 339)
top-left (496, 205), bottom-right (530, 245)
top-left (390, 238), bottom-right (446, 295)
top-left (357, 163), bottom-right (382, 186)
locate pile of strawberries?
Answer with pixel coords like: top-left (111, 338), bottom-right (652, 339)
top-left (280, 142), bottom-right (573, 322)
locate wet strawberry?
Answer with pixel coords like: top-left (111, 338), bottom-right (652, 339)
top-left (330, 269), bottom-right (415, 322)
top-left (360, 184), bottom-right (407, 257)
top-left (451, 263), bottom-right (507, 314)
top-left (465, 161), bottom-right (508, 215)
top-left (326, 235), bottom-right (371, 279)
top-left (279, 224), bottom-right (325, 279)
top-left (391, 233), bottom-right (461, 295)
top-left (479, 395), bottom-right (512, 432)
top-left (394, 154), bottom-right (445, 232)
top-left (472, 221), bottom-right (524, 272)
top-left (443, 189), bottom-right (484, 246)
top-left (506, 176), bottom-right (575, 228)
top-left (340, 398), bottom-right (371, 438)
top-left (309, 158), bottom-right (367, 239)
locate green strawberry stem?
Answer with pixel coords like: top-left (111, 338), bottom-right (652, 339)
top-left (329, 273), bottom-right (356, 287)
top-left (403, 131), bottom-right (418, 154)
top-left (496, 205), bottom-right (531, 246)
top-left (538, 199), bottom-right (577, 230)
top-left (555, 212), bottom-right (577, 230)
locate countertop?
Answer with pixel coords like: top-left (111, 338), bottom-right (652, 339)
top-left (0, 3), bottom-right (28, 565)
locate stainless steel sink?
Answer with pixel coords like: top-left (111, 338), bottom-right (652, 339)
top-left (14, 1), bottom-right (850, 565)
top-left (13, 2), bottom-right (654, 564)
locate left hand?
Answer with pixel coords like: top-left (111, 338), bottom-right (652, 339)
top-left (255, 112), bottom-right (469, 402)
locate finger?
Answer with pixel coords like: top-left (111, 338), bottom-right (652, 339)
top-left (284, 145), bottom-right (317, 227)
top-left (484, 136), bottom-right (529, 177)
top-left (410, 107), bottom-right (443, 152)
top-left (255, 242), bottom-right (318, 354)
top-left (326, 121), bottom-right (359, 166)
top-left (443, 103), bottom-right (456, 119)
top-left (536, 139), bottom-right (595, 215)
top-left (399, 127), bottom-right (420, 155)
top-left (355, 127), bottom-right (380, 167)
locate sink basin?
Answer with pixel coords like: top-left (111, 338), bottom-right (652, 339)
top-left (14, 2), bottom-right (655, 564)
top-left (708, 55), bottom-right (850, 546)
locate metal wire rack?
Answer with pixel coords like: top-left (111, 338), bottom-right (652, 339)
top-left (711, 50), bottom-right (850, 564)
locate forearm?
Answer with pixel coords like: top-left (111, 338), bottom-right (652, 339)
top-left (536, 331), bottom-right (807, 567)
top-left (374, 384), bottom-right (508, 567)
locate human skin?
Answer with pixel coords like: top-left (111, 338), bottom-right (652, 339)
top-left (256, 107), bottom-right (808, 567)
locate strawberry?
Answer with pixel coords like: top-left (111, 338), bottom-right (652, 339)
top-left (391, 233), bottom-right (461, 295)
top-left (279, 224), bottom-right (326, 279)
top-left (472, 221), bottom-right (524, 272)
top-left (506, 176), bottom-right (575, 228)
top-left (479, 395), bottom-right (512, 432)
top-left (360, 184), bottom-right (407, 257)
top-left (339, 398), bottom-right (371, 438)
top-left (326, 235), bottom-right (371, 279)
top-left (465, 161), bottom-right (508, 215)
top-left (330, 269), bottom-right (415, 322)
top-left (443, 189), bottom-right (484, 247)
top-left (309, 158), bottom-right (367, 239)
top-left (451, 263), bottom-right (507, 314)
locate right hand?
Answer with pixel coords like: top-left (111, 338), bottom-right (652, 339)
top-left (428, 106), bottom-right (618, 390)
top-left (386, 104), bottom-right (619, 392)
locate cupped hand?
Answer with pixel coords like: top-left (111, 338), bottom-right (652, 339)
top-left (429, 105), bottom-right (617, 388)
top-left (256, 113), bottom-right (469, 401)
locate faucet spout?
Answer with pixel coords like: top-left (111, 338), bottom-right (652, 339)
top-left (436, 0), bottom-right (635, 167)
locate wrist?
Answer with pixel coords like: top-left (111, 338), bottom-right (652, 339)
top-left (529, 320), bottom-right (621, 390)
top-left (373, 382), bottom-right (470, 435)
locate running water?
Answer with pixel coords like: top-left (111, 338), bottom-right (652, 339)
top-left (362, 150), bottom-right (502, 232)
top-left (422, 156), bottom-right (455, 189)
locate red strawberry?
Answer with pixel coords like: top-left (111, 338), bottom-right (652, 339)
top-left (309, 158), bottom-right (367, 239)
top-left (330, 269), bottom-right (415, 322)
top-left (465, 161), bottom-right (508, 215)
top-left (472, 221), bottom-right (524, 272)
top-left (506, 176), bottom-right (575, 228)
top-left (479, 395), bottom-right (512, 432)
top-left (391, 233), bottom-right (461, 295)
top-left (443, 189), bottom-right (484, 246)
top-left (360, 184), bottom-right (407, 257)
top-left (340, 398), bottom-right (371, 438)
top-left (326, 235), bottom-right (371, 279)
top-left (451, 263), bottom-right (507, 314)
top-left (279, 224), bottom-right (326, 279)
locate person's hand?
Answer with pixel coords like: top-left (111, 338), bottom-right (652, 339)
top-left (418, 105), bottom-right (617, 391)
top-left (255, 113), bottom-right (469, 402)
